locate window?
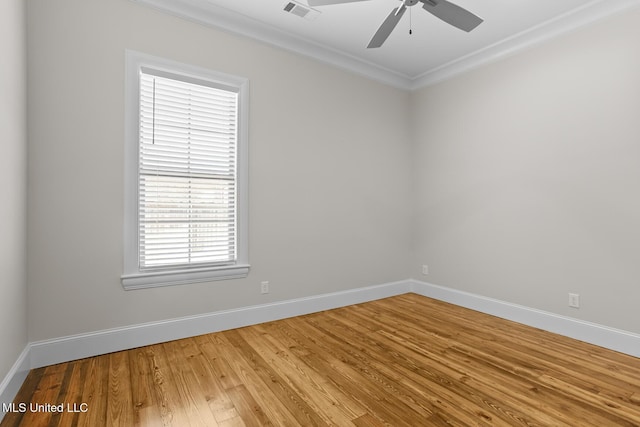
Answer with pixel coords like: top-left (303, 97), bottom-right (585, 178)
top-left (122, 51), bottom-right (249, 290)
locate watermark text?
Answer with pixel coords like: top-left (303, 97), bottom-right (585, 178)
top-left (2, 402), bottom-right (89, 413)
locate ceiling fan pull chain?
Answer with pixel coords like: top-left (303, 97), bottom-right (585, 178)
top-left (409, 5), bottom-right (413, 34)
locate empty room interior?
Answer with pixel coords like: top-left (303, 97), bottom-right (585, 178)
top-left (2, 0), bottom-right (640, 425)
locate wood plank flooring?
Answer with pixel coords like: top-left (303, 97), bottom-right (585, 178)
top-left (2, 293), bottom-right (639, 426)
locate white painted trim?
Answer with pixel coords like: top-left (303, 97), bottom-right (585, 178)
top-left (130, 0), bottom-right (413, 90)
top-left (409, 279), bottom-right (640, 358)
top-left (131, 0), bottom-right (640, 90)
top-left (0, 345), bottom-right (31, 422)
top-left (410, 0), bottom-right (640, 89)
top-left (29, 280), bottom-right (411, 369)
top-left (3, 278), bottom-right (639, 422)
top-left (122, 50), bottom-right (251, 290)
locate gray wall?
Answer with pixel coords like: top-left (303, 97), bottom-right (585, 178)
top-left (24, 0), bottom-right (640, 346)
top-left (0, 0), bottom-right (28, 380)
top-left (411, 9), bottom-right (640, 334)
top-left (26, 0), bottom-right (412, 342)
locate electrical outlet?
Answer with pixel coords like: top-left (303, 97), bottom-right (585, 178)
top-left (261, 281), bottom-right (270, 294)
top-left (422, 265), bottom-right (429, 275)
top-left (568, 293), bottom-right (580, 308)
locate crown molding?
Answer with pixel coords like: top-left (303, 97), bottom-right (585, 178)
top-left (132, 0), bottom-right (640, 90)
top-left (410, 0), bottom-right (640, 89)
top-left (131, 0), bottom-right (414, 90)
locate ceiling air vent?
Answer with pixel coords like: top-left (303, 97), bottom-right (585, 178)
top-left (283, 1), bottom-right (320, 21)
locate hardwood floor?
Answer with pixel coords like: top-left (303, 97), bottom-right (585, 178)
top-left (2, 293), bottom-right (639, 426)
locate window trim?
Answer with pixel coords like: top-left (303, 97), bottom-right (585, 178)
top-left (122, 50), bottom-right (249, 290)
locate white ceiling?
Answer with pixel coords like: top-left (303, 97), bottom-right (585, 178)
top-left (134, 0), bottom-right (640, 89)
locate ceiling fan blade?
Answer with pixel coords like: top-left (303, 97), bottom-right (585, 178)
top-left (421, 0), bottom-right (483, 32)
top-left (307, 0), bottom-right (370, 6)
top-left (367, 5), bottom-right (407, 49)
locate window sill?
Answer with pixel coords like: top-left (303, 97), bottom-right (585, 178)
top-left (121, 264), bottom-right (250, 290)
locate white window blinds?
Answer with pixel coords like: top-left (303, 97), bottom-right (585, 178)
top-left (138, 69), bottom-right (239, 271)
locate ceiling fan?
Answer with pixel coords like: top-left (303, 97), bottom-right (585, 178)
top-left (307, 0), bottom-right (483, 48)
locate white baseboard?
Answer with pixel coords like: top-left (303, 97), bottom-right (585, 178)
top-left (3, 277), bottom-right (639, 424)
top-left (0, 345), bottom-right (31, 422)
top-left (409, 279), bottom-right (640, 358)
top-left (2, 278), bottom-right (409, 422)
top-left (29, 280), bottom-right (412, 369)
